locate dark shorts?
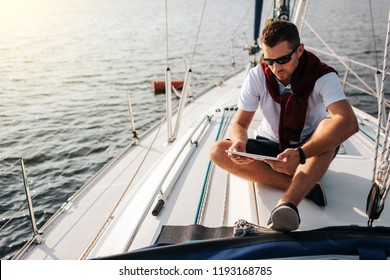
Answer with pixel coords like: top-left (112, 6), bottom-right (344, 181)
top-left (245, 136), bottom-right (340, 159)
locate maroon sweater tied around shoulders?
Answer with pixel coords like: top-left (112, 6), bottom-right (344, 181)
top-left (260, 50), bottom-right (337, 149)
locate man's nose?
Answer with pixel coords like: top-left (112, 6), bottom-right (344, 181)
top-left (272, 62), bottom-right (283, 70)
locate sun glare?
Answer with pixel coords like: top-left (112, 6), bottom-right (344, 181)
top-left (0, 0), bottom-right (61, 35)
top-left (0, 0), bottom-right (55, 18)
top-left (0, 0), bottom-right (36, 13)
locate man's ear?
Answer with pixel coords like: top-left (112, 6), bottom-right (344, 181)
top-left (297, 43), bottom-right (305, 57)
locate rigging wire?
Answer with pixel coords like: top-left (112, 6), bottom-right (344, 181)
top-left (372, 8), bottom-right (390, 185)
top-left (165, 0), bottom-right (170, 68)
top-left (369, 0), bottom-right (380, 71)
top-left (367, 9), bottom-right (390, 226)
top-left (305, 21), bottom-right (378, 96)
top-left (0, 204), bottom-right (26, 233)
top-left (190, 0), bottom-right (208, 68)
top-left (192, 0), bottom-right (255, 88)
top-left (0, 158), bottom-right (21, 176)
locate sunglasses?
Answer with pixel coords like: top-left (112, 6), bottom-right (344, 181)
top-left (262, 45), bottom-right (299, 66)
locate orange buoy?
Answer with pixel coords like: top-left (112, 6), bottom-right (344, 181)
top-left (152, 80), bottom-right (184, 94)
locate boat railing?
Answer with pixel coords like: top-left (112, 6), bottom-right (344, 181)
top-left (19, 158), bottom-right (44, 245)
top-left (1, 87), bottom-right (144, 259)
top-left (307, 46), bottom-right (390, 109)
top-left (305, 23), bottom-right (389, 104)
top-left (2, 1), bottom-right (255, 258)
top-left (298, 6), bottom-right (390, 224)
top-left (0, 158), bottom-right (44, 248)
top-left (79, 113), bottom-right (214, 258)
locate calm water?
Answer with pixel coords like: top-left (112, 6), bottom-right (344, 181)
top-left (0, 0), bottom-right (389, 259)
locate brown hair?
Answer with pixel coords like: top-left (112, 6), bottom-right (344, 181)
top-left (261, 20), bottom-right (300, 49)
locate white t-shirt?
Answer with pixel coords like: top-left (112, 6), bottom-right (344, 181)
top-left (238, 64), bottom-right (346, 144)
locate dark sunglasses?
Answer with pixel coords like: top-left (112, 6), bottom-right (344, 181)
top-left (262, 45), bottom-right (299, 66)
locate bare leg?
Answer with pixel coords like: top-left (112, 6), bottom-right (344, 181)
top-left (210, 118), bottom-right (336, 207)
top-left (281, 149), bottom-right (334, 206)
top-left (209, 140), bottom-right (292, 190)
top-left (280, 118), bottom-right (336, 205)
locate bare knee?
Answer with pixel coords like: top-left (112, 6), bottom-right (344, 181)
top-left (209, 140), bottom-right (231, 165)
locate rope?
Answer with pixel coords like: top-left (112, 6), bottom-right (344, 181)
top-left (81, 115), bottom-right (166, 259)
top-left (367, 9), bottom-right (390, 226)
top-left (194, 109), bottom-right (226, 224)
top-left (221, 172), bottom-right (230, 226)
top-left (377, 114), bottom-right (390, 199)
top-left (219, 106), bottom-right (238, 226)
top-left (194, 105), bottom-right (237, 225)
top-left (372, 9), bottom-right (390, 185)
top-left (377, 151), bottom-right (390, 208)
top-left (380, 114), bottom-right (390, 163)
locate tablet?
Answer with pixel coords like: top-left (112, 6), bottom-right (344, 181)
top-left (225, 150), bottom-right (281, 161)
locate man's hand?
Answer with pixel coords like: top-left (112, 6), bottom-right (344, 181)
top-left (227, 141), bottom-right (254, 165)
top-left (265, 148), bottom-right (300, 175)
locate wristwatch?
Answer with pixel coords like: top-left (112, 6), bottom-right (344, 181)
top-left (297, 147), bottom-right (306, 164)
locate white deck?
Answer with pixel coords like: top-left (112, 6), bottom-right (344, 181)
top-left (13, 69), bottom-right (389, 260)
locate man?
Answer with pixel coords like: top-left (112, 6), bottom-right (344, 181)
top-left (209, 20), bottom-right (358, 232)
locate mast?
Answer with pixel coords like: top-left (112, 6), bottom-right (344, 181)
top-left (254, 0), bottom-right (264, 44)
top-left (275, 0), bottom-right (290, 20)
top-left (245, 0), bottom-right (263, 64)
top-left (293, 0), bottom-right (310, 32)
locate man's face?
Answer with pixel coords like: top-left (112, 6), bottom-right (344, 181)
top-left (262, 41), bottom-right (303, 85)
